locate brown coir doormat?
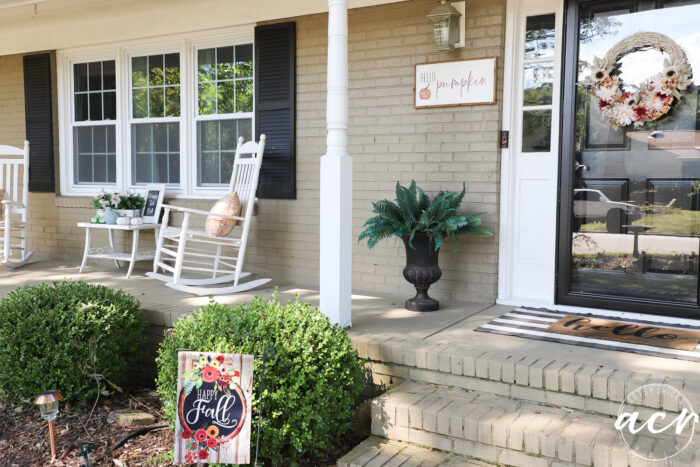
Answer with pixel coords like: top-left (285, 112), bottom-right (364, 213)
top-left (475, 307), bottom-right (700, 362)
top-left (546, 315), bottom-right (700, 351)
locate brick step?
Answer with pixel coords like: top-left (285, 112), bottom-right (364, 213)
top-left (352, 332), bottom-right (700, 418)
top-left (338, 436), bottom-right (495, 467)
top-left (371, 382), bottom-right (700, 467)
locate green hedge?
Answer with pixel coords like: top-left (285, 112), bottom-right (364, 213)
top-left (156, 295), bottom-right (364, 462)
top-left (0, 281), bottom-right (147, 402)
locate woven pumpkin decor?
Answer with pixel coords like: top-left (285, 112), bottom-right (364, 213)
top-left (205, 192), bottom-right (241, 237)
top-left (585, 32), bottom-right (693, 127)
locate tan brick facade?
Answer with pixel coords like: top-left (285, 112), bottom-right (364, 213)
top-left (0, 0), bottom-right (505, 304)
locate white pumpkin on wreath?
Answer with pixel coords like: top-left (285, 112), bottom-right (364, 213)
top-left (585, 32), bottom-right (693, 127)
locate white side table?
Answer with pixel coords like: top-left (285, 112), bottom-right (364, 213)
top-left (77, 222), bottom-right (161, 278)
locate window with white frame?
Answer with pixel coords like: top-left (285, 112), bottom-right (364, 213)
top-left (130, 53), bottom-right (181, 185)
top-left (196, 44), bottom-right (253, 185)
top-left (60, 32), bottom-right (254, 198)
top-left (72, 60), bottom-right (117, 184)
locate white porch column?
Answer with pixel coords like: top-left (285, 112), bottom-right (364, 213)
top-left (320, 0), bottom-right (352, 327)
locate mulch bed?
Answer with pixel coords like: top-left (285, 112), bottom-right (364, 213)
top-left (0, 390), bottom-right (366, 466)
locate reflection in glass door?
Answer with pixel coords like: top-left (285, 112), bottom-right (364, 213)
top-left (560, 0), bottom-right (700, 315)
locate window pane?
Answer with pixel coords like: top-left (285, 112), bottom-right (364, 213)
top-left (132, 56), bottom-right (148, 88)
top-left (75, 94), bottom-right (88, 122)
top-left (131, 122), bottom-right (179, 184)
top-left (523, 62), bottom-right (553, 106)
top-left (218, 82), bottom-right (234, 113)
top-left (235, 44), bottom-right (253, 78)
top-left (148, 55), bottom-right (164, 86)
top-left (200, 120), bottom-right (219, 151)
top-left (103, 60), bottom-right (116, 90)
top-left (93, 126), bottom-right (106, 153)
top-left (522, 109), bottom-right (551, 152)
top-left (164, 53), bottom-right (180, 85)
top-left (197, 119), bottom-right (249, 185)
top-left (217, 46), bottom-right (234, 80)
top-left (74, 63), bottom-right (88, 92)
top-left (103, 91), bottom-right (116, 120)
top-left (132, 89), bottom-right (148, 119)
top-left (88, 62), bottom-right (102, 91)
top-left (149, 88), bottom-right (165, 118)
top-left (525, 14), bottom-right (555, 59)
top-left (198, 82), bottom-right (217, 114)
top-left (89, 92), bottom-right (103, 121)
top-left (73, 125), bottom-right (116, 184)
top-left (165, 87), bottom-right (180, 117)
top-left (200, 152), bottom-right (219, 184)
top-left (221, 119), bottom-right (238, 149)
top-left (236, 79), bottom-right (253, 113)
top-left (237, 118), bottom-right (252, 141)
top-left (198, 48), bottom-right (216, 82)
top-left (153, 122), bottom-right (167, 152)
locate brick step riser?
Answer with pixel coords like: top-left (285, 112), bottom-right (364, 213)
top-left (368, 360), bottom-right (694, 421)
top-left (370, 385), bottom-right (700, 467)
top-left (371, 421), bottom-right (625, 467)
top-left (353, 334), bottom-right (697, 419)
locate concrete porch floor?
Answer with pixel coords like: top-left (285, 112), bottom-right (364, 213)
top-left (2, 259), bottom-right (700, 383)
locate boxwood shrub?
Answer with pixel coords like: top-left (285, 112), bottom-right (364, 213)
top-left (0, 281), bottom-right (147, 402)
top-left (156, 295), bottom-right (364, 462)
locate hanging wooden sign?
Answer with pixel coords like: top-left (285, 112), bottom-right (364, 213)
top-left (414, 57), bottom-right (497, 108)
top-left (174, 351), bottom-right (253, 464)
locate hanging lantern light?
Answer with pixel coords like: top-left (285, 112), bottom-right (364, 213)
top-left (34, 390), bottom-right (63, 460)
top-left (427, 0), bottom-right (462, 51)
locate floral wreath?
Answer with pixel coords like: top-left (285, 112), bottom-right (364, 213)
top-left (585, 32), bottom-right (693, 127)
top-left (179, 354), bottom-right (244, 463)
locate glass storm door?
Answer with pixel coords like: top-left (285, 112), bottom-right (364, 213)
top-left (558, 0), bottom-right (700, 317)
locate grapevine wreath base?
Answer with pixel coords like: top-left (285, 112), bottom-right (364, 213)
top-left (585, 32), bottom-right (693, 127)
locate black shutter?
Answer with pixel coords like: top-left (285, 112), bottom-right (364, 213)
top-left (255, 22), bottom-right (296, 199)
top-left (23, 53), bottom-right (55, 192)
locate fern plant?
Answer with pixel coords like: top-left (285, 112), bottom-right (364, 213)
top-left (358, 180), bottom-right (492, 251)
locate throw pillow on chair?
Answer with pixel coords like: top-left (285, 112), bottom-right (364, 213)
top-left (205, 192), bottom-right (241, 237)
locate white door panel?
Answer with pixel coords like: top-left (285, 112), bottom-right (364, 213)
top-left (498, 0), bottom-right (562, 305)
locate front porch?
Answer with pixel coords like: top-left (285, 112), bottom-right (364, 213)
top-left (5, 261), bottom-right (700, 464)
top-left (3, 259), bottom-right (697, 385)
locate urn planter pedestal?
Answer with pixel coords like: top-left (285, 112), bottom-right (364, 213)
top-left (401, 233), bottom-right (442, 312)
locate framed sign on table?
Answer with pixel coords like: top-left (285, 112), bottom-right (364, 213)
top-left (174, 351), bottom-right (254, 464)
top-left (414, 57), bottom-right (497, 109)
top-left (142, 184), bottom-right (166, 224)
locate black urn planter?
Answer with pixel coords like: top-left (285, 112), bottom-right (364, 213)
top-left (401, 233), bottom-right (442, 312)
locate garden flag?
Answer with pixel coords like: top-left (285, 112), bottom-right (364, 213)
top-left (174, 351), bottom-right (253, 464)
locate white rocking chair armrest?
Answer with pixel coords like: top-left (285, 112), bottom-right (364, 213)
top-left (162, 204), bottom-right (245, 222)
top-left (1, 200), bottom-right (24, 208)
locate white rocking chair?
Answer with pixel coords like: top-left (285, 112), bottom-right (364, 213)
top-left (0, 141), bottom-right (33, 268)
top-left (146, 135), bottom-right (271, 295)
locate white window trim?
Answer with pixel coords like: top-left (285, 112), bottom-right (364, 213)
top-left (124, 42), bottom-right (185, 195)
top-left (190, 36), bottom-right (255, 197)
top-left (57, 26), bottom-right (254, 199)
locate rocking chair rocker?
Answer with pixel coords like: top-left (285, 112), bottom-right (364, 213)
top-left (0, 141), bottom-right (33, 268)
top-left (146, 135), bottom-right (270, 295)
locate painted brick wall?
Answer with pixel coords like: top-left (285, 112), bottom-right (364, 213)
top-left (0, 0), bottom-right (505, 305)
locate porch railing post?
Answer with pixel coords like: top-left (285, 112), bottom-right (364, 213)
top-left (320, 0), bottom-right (352, 327)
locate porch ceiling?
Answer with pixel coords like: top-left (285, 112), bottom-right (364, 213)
top-left (0, 0), bottom-right (409, 56)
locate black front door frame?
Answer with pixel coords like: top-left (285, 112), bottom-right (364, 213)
top-left (555, 0), bottom-right (700, 319)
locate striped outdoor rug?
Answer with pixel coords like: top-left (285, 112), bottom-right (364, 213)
top-left (474, 307), bottom-right (700, 363)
